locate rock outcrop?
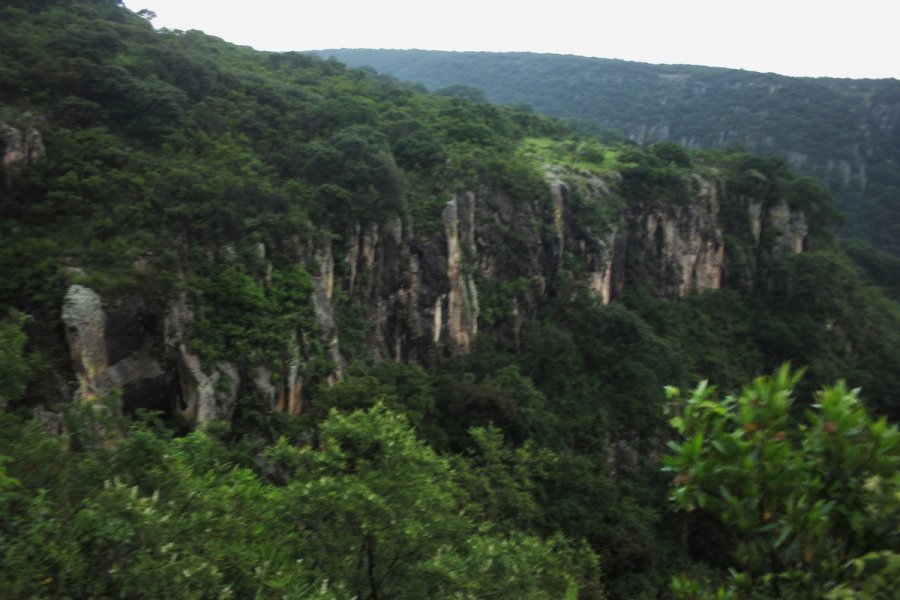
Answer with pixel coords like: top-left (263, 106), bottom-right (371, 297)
top-left (621, 177), bottom-right (726, 298)
top-left (442, 194), bottom-right (480, 353)
top-left (312, 243), bottom-right (346, 383)
top-left (59, 168), bottom-right (809, 425)
top-left (175, 349), bottom-right (239, 425)
top-left (1, 122), bottom-right (44, 183)
top-left (767, 201), bottom-right (809, 254)
top-left (164, 295), bottom-right (240, 425)
top-left (62, 285), bottom-right (109, 400)
top-left (62, 285), bottom-right (169, 411)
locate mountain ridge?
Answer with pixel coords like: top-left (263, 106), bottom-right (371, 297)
top-left (320, 48), bottom-right (900, 81)
top-left (318, 49), bottom-right (900, 255)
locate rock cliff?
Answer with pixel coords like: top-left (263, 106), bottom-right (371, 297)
top-left (1, 122), bottom-right (45, 183)
top-left (60, 167), bottom-right (809, 424)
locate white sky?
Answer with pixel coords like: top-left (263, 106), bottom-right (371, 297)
top-left (125, 0), bottom-right (899, 79)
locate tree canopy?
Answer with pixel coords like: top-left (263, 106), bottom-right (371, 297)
top-left (664, 366), bottom-right (899, 598)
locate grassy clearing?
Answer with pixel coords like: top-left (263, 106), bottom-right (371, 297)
top-left (519, 137), bottom-right (627, 174)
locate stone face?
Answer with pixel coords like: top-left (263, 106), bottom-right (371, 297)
top-left (176, 346), bottom-right (239, 425)
top-left (62, 285), bottom-right (167, 409)
top-left (625, 176), bottom-right (726, 297)
top-left (748, 200), bottom-right (763, 245)
top-left (767, 201), bottom-right (808, 254)
top-left (58, 169), bottom-right (810, 424)
top-left (442, 194), bottom-right (480, 354)
top-left (312, 243), bottom-right (346, 381)
top-left (253, 366), bottom-right (276, 409)
top-left (2, 123), bottom-right (44, 185)
top-left (164, 294), bottom-right (243, 423)
top-left (1, 123), bottom-right (44, 168)
top-left (62, 285), bottom-right (108, 400)
top-left (280, 335), bottom-right (303, 414)
top-left (106, 353), bottom-right (164, 388)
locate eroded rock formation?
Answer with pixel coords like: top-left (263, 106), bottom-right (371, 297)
top-left (2, 123), bottom-right (44, 167)
top-left (60, 169), bottom-right (809, 425)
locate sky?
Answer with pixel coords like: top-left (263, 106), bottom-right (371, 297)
top-left (124, 0), bottom-right (899, 79)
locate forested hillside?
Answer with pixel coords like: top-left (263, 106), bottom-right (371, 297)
top-left (1, 2), bottom-right (899, 598)
top-left (320, 49), bottom-right (900, 256)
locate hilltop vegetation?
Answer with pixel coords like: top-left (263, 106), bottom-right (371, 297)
top-left (321, 49), bottom-right (900, 256)
top-left (1, 2), bottom-right (899, 598)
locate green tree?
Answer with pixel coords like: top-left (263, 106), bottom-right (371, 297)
top-left (0, 311), bottom-right (30, 406)
top-left (651, 141), bottom-right (691, 168)
top-left (664, 366), bottom-right (899, 598)
top-left (266, 404), bottom-right (597, 599)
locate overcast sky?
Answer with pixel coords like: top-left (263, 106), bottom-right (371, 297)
top-left (125, 0), bottom-right (898, 79)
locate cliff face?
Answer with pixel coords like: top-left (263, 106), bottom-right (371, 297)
top-left (622, 179), bottom-right (726, 298)
top-left (1, 122), bottom-right (44, 177)
top-left (61, 168), bottom-right (809, 423)
top-left (62, 285), bottom-right (170, 414)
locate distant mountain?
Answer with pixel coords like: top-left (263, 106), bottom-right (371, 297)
top-left (319, 50), bottom-right (900, 255)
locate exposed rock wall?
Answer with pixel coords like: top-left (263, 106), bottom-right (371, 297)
top-left (62, 285), bottom-right (170, 412)
top-left (442, 194), bottom-right (480, 354)
top-left (621, 177), bottom-right (726, 297)
top-left (61, 286), bottom-right (239, 426)
top-left (767, 201), bottom-right (809, 254)
top-left (176, 348), bottom-right (239, 425)
top-left (62, 285), bottom-right (109, 400)
top-left (549, 174), bottom-right (620, 304)
top-left (1, 122), bottom-right (44, 172)
top-left (312, 243), bottom-right (346, 383)
top-left (59, 170), bottom-right (809, 425)
top-left (335, 172), bottom-right (807, 361)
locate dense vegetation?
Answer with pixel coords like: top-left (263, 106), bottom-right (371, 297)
top-left (665, 366), bottom-right (899, 598)
top-left (1, 2), bottom-right (899, 598)
top-left (321, 49), bottom-right (900, 256)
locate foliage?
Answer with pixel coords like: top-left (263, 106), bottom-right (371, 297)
top-left (0, 311), bottom-right (30, 406)
top-left (619, 147), bottom-right (694, 205)
top-left (664, 366), bottom-right (900, 598)
top-left (519, 136), bottom-right (620, 174)
top-left (191, 259), bottom-right (316, 366)
top-left (323, 49), bottom-right (900, 255)
top-left (1, 4), bottom-right (899, 599)
top-left (651, 141), bottom-right (691, 168)
top-left (844, 239), bottom-right (900, 302)
top-left (0, 399), bottom-right (599, 599)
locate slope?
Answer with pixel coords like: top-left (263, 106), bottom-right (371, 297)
top-left (319, 49), bottom-right (900, 255)
top-left (1, 2), bottom-right (900, 598)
